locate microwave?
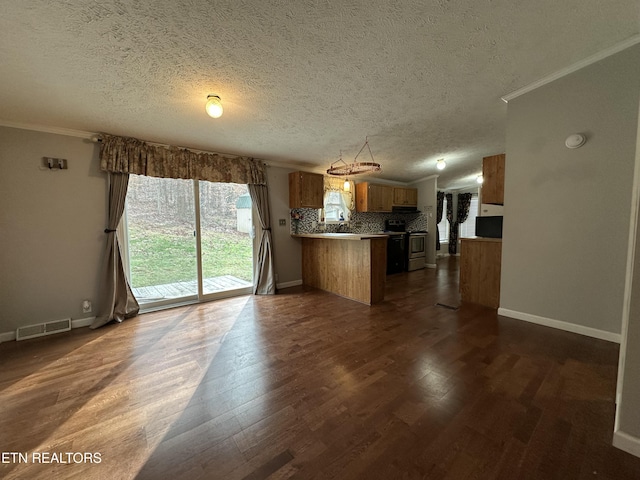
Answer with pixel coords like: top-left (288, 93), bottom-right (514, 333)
top-left (475, 216), bottom-right (503, 238)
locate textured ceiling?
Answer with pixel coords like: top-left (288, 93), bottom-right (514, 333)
top-left (0, 1), bottom-right (638, 189)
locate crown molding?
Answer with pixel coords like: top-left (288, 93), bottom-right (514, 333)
top-left (0, 119), bottom-right (96, 139)
top-left (501, 34), bottom-right (640, 103)
top-left (408, 174), bottom-right (439, 185)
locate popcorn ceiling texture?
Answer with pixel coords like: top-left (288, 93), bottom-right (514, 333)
top-left (0, 1), bottom-right (637, 188)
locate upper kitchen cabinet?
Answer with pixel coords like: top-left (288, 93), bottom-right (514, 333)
top-left (356, 183), bottom-right (393, 212)
top-left (482, 154), bottom-right (506, 205)
top-left (392, 187), bottom-right (418, 207)
top-left (289, 171), bottom-right (324, 209)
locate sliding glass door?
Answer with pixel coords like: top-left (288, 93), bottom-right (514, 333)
top-left (122, 175), bottom-right (254, 309)
top-left (198, 181), bottom-right (253, 298)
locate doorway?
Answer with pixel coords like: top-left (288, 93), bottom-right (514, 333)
top-left (120, 175), bottom-right (254, 310)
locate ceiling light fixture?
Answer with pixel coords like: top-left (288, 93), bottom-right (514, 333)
top-left (565, 133), bottom-right (586, 149)
top-left (205, 95), bottom-right (223, 118)
top-left (327, 138), bottom-right (382, 177)
top-left (476, 175), bottom-right (484, 184)
top-left (436, 159), bottom-right (446, 170)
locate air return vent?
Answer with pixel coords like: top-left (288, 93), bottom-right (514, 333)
top-left (16, 318), bottom-right (71, 341)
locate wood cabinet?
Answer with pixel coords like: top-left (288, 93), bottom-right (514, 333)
top-left (482, 154), bottom-right (505, 205)
top-left (392, 187), bottom-right (418, 207)
top-left (460, 238), bottom-right (502, 309)
top-left (356, 183), bottom-right (393, 212)
top-left (289, 171), bottom-right (324, 208)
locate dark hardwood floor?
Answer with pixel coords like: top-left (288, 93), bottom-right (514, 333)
top-left (1, 257), bottom-right (639, 479)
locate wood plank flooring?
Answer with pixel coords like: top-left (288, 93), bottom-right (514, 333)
top-left (1, 257), bottom-right (639, 479)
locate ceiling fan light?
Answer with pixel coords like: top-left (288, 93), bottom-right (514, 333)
top-left (436, 159), bottom-right (446, 170)
top-left (205, 95), bottom-right (223, 118)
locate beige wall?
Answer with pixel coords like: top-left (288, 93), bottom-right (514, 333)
top-left (0, 129), bottom-right (309, 335)
top-left (266, 165), bottom-right (302, 285)
top-left (0, 127), bottom-right (106, 332)
top-left (500, 44), bottom-right (640, 335)
top-left (615, 97), bottom-right (640, 449)
top-left (413, 176), bottom-right (437, 265)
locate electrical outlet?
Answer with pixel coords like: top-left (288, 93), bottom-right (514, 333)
top-left (82, 300), bottom-right (92, 313)
top-left (279, 219), bottom-right (286, 226)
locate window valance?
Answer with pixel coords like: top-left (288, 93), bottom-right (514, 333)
top-left (99, 134), bottom-right (266, 185)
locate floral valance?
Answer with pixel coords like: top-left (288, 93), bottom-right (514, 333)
top-left (99, 134), bottom-right (266, 185)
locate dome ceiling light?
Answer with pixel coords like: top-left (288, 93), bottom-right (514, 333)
top-left (565, 133), bottom-right (586, 149)
top-left (436, 159), bottom-right (446, 170)
top-left (205, 95), bottom-right (223, 118)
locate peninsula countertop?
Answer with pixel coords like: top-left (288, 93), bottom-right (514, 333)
top-left (294, 233), bottom-right (387, 304)
top-left (291, 233), bottom-right (389, 240)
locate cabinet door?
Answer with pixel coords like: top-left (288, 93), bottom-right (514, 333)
top-left (300, 172), bottom-right (324, 208)
top-left (392, 187), bottom-right (418, 206)
top-left (355, 182), bottom-right (369, 212)
top-left (482, 154), bottom-right (505, 205)
top-left (370, 184), bottom-right (392, 212)
top-left (393, 188), bottom-right (406, 205)
top-left (406, 188), bottom-right (418, 206)
top-left (289, 172), bottom-right (324, 208)
top-left (356, 183), bottom-right (392, 212)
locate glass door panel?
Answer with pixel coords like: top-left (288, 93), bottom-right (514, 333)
top-left (125, 175), bottom-right (198, 306)
top-left (198, 181), bottom-right (253, 296)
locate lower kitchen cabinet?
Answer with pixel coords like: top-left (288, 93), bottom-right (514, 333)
top-left (460, 237), bottom-right (502, 309)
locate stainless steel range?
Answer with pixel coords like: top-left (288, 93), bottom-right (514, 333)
top-left (384, 220), bottom-right (427, 272)
top-left (406, 231), bottom-right (427, 271)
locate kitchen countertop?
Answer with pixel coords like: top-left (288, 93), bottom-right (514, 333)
top-left (291, 233), bottom-right (388, 240)
top-left (461, 236), bottom-right (503, 242)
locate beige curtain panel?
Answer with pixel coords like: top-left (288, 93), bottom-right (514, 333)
top-left (248, 184), bottom-right (276, 295)
top-left (99, 133), bottom-right (267, 185)
top-left (91, 173), bottom-right (140, 329)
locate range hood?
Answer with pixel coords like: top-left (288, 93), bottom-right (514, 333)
top-left (392, 205), bottom-right (420, 213)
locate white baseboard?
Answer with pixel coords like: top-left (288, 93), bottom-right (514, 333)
top-left (71, 316), bottom-right (96, 328)
top-left (277, 280), bottom-right (303, 290)
top-left (613, 430), bottom-right (640, 458)
top-left (426, 263), bottom-right (437, 269)
top-left (498, 308), bottom-right (621, 343)
top-left (0, 316), bottom-right (97, 344)
top-left (0, 331), bottom-right (16, 343)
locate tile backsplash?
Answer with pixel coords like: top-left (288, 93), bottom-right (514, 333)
top-left (289, 208), bottom-right (428, 234)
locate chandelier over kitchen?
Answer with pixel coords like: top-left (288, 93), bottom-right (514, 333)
top-left (326, 138), bottom-right (382, 176)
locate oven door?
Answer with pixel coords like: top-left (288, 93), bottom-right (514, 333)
top-left (408, 233), bottom-right (426, 259)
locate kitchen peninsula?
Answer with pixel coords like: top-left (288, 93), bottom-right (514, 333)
top-left (293, 233), bottom-right (387, 305)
